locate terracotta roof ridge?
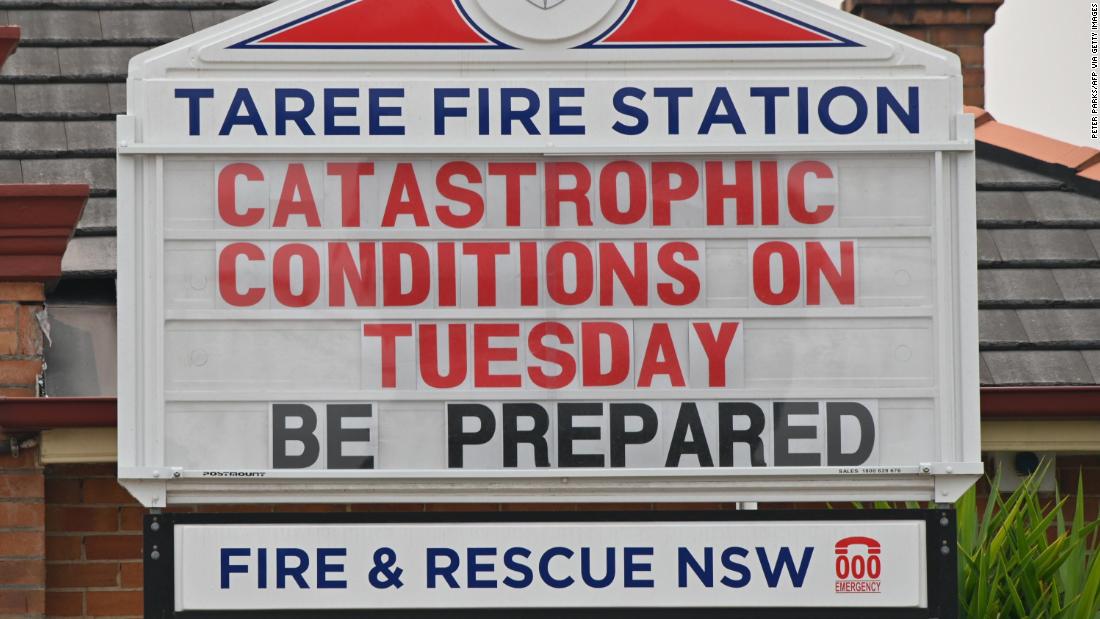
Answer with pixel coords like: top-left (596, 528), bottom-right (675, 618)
top-left (968, 106), bottom-right (1100, 186)
top-left (0, 25), bottom-right (18, 71)
top-left (0, 184), bottom-right (90, 282)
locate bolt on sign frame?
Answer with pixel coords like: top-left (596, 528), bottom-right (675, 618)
top-left (118, 0), bottom-right (981, 507)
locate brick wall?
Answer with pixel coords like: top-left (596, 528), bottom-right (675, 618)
top-left (0, 283), bottom-right (44, 398)
top-left (0, 446), bottom-right (45, 617)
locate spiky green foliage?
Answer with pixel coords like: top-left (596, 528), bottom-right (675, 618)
top-left (956, 465), bottom-right (1100, 619)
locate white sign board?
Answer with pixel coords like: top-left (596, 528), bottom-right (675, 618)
top-left (118, 0), bottom-right (980, 506)
top-left (172, 520), bottom-right (927, 611)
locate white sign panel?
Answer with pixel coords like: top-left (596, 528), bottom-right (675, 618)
top-left (119, 0), bottom-right (981, 506)
top-left (173, 520), bottom-right (927, 611)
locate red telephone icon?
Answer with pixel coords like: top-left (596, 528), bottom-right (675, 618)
top-left (835, 537), bottom-right (882, 580)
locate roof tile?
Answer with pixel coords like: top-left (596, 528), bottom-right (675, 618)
top-left (982, 350), bottom-right (1096, 385)
top-left (976, 158), bottom-right (1064, 189)
top-left (1016, 309), bottom-right (1100, 345)
top-left (1052, 270), bottom-right (1100, 303)
top-left (21, 157), bottom-right (115, 191)
top-left (64, 120), bottom-right (115, 152)
top-left (58, 47), bottom-right (144, 79)
top-left (978, 191), bottom-right (1100, 227)
top-left (978, 309), bottom-right (1028, 345)
top-left (99, 10), bottom-right (194, 41)
top-left (0, 160), bottom-right (23, 183)
top-left (979, 269), bottom-right (1063, 304)
top-left (77, 197), bottom-right (114, 233)
top-left (0, 120), bottom-right (66, 151)
top-left (0, 47), bottom-right (60, 77)
top-left (15, 83), bottom-right (110, 114)
top-left (7, 10), bottom-right (102, 42)
top-left (987, 229), bottom-right (1099, 263)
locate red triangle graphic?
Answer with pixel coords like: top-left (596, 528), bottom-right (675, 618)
top-left (602, 0), bottom-right (832, 44)
top-left (259, 0), bottom-right (492, 46)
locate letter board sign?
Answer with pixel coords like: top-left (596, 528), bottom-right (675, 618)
top-left (143, 510), bottom-right (957, 618)
top-left (118, 0), bottom-right (981, 506)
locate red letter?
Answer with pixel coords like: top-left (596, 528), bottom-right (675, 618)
top-left (599, 161), bottom-right (647, 225)
top-left (463, 242), bottom-right (511, 307)
top-left (598, 242), bottom-right (648, 306)
top-left (806, 241), bottom-right (855, 305)
top-left (753, 241), bottom-right (801, 306)
top-left (705, 161), bottom-right (754, 226)
top-left (519, 242), bottom-right (540, 307)
top-left (419, 323), bottom-right (467, 388)
top-left (760, 161), bottom-right (780, 226)
top-left (651, 162), bottom-right (699, 226)
top-left (438, 242), bottom-right (457, 307)
top-left (362, 323), bottom-right (414, 388)
top-left (545, 162), bottom-right (593, 227)
top-left (692, 322), bottom-right (740, 387)
top-left (546, 242), bottom-right (594, 306)
top-left (218, 242), bottom-right (265, 306)
top-left (436, 161), bottom-right (485, 229)
top-left (382, 242), bottom-right (431, 306)
top-left (788, 161), bottom-right (835, 225)
top-left (528, 322), bottom-right (576, 389)
top-left (657, 242), bottom-right (701, 306)
top-left (328, 242), bottom-right (376, 307)
top-left (326, 162), bottom-right (374, 228)
top-left (636, 323), bottom-right (686, 387)
top-left (217, 163), bottom-right (265, 227)
top-left (381, 163), bottom-right (429, 227)
top-left (474, 323), bottom-right (522, 388)
top-left (272, 243), bottom-right (321, 307)
top-left (488, 162), bottom-right (537, 227)
top-left (273, 163), bottom-right (321, 228)
top-left (581, 322), bottom-right (630, 387)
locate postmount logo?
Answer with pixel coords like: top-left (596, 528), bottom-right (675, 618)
top-left (526, 0), bottom-right (566, 9)
top-left (834, 537), bottom-right (882, 594)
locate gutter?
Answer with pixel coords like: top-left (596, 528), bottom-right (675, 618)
top-left (1, 388), bottom-right (1099, 434)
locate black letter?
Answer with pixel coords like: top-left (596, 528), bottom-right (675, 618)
top-left (826, 402), bottom-right (875, 466)
top-left (665, 403), bottom-right (714, 467)
top-left (326, 404), bottom-right (374, 470)
top-left (718, 402), bottom-right (767, 467)
top-left (774, 402), bottom-right (820, 466)
top-left (503, 403), bottom-right (551, 468)
top-left (609, 403), bottom-right (658, 467)
top-left (447, 404), bottom-right (496, 468)
top-left (272, 403), bottom-right (320, 469)
top-left (558, 403), bottom-right (604, 468)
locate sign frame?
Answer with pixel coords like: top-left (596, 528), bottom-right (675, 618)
top-left (118, 0), bottom-right (983, 507)
top-left (143, 509), bottom-right (958, 619)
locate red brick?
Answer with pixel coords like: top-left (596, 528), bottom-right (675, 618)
top-left (16, 305), bottom-right (41, 356)
top-left (0, 559), bottom-right (45, 585)
top-left (45, 535), bottom-right (82, 561)
top-left (0, 386), bottom-right (34, 396)
top-left (119, 506), bottom-right (145, 532)
top-left (0, 589), bottom-right (45, 614)
top-left (120, 561), bottom-right (143, 588)
top-left (0, 445), bottom-right (40, 470)
top-left (0, 473), bottom-right (43, 499)
top-left (0, 359), bottom-right (40, 386)
top-left (46, 562), bottom-right (119, 588)
top-left (45, 506), bottom-right (117, 533)
top-left (84, 535), bottom-right (142, 560)
top-left (87, 590), bottom-right (142, 617)
top-left (0, 331), bottom-right (16, 355)
top-left (45, 479), bottom-right (81, 504)
top-left (0, 531), bottom-right (45, 558)
top-left (82, 479), bottom-right (138, 505)
top-left (0, 304), bottom-right (16, 330)
top-left (0, 502), bottom-right (44, 528)
top-left (0, 283), bottom-right (45, 303)
top-left (45, 590), bottom-right (84, 617)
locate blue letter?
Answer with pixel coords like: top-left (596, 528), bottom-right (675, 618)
top-left (549, 87), bottom-right (585, 135)
top-left (720, 547), bottom-right (751, 588)
top-left (175, 88), bottom-right (213, 136)
top-left (370, 88), bottom-right (406, 136)
top-left (624, 547), bottom-right (654, 588)
top-left (750, 87), bottom-right (790, 135)
top-left (678, 547), bottom-right (712, 588)
top-left (467, 547), bottom-right (498, 589)
top-left (501, 88), bottom-right (541, 135)
top-left (276, 548), bottom-right (310, 589)
top-left (317, 548), bottom-right (347, 589)
top-left (539, 547), bottom-right (574, 589)
top-left (324, 88), bottom-right (360, 136)
top-left (654, 87), bottom-right (693, 135)
top-left (275, 88), bottom-right (315, 136)
top-left (220, 548), bottom-right (250, 589)
top-left (818, 86), bottom-right (868, 135)
top-left (219, 89), bottom-right (267, 136)
top-left (427, 548), bottom-right (461, 588)
top-left (757, 547), bottom-right (813, 588)
top-left (580, 547), bottom-right (616, 588)
top-left (878, 86), bottom-right (919, 134)
top-left (613, 87), bottom-right (648, 135)
top-left (698, 88), bottom-right (746, 135)
top-left (503, 547), bottom-right (533, 589)
top-left (435, 88), bottom-right (470, 136)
